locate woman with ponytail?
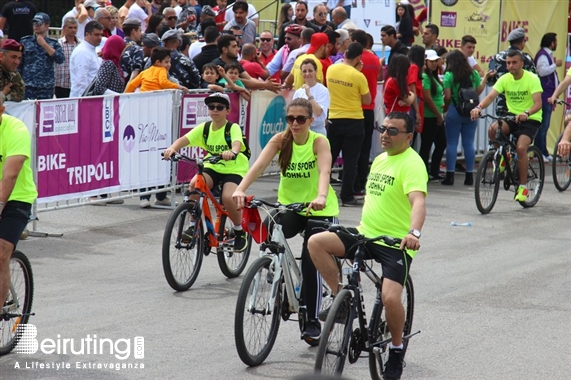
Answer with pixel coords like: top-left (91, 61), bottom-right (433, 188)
top-left (233, 98), bottom-right (339, 345)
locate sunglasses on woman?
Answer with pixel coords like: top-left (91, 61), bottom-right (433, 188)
top-left (207, 104), bottom-right (227, 111)
top-left (286, 115), bottom-right (309, 124)
top-left (374, 125), bottom-right (409, 136)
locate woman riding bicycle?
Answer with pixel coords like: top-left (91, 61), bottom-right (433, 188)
top-left (163, 92), bottom-right (249, 252)
top-left (232, 98), bottom-right (339, 345)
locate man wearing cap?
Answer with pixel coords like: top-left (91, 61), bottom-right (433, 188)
top-left (70, 21), bottom-right (103, 97)
top-left (55, 17), bottom-right (81, 99)
top-left (278, 1), bottom-right (319, 49)
top-left (266, 24), bottom-right (303, 81)
top-left (120, 18), bottom-right (143, 83)
top-left (19, 13), bottom-right (65, 100)
top-left (282, 27), bottom-right (314, 77)
top-left (223, 1), bottom-right (256, 46)
top-left (140, 33), bottom-right (161, 68)
top-left (285, 32), bottom-right (328, 90)
top-left (0, 39), bottom-right (25, 102)
top-left (0, 0), bottom-right (37, 43)
top-left (128, 0), bottom-right (152, 32)
top-left (491, 27), bottom-right (537, 115)
top-left (161, 29), bottom-right (201, 89)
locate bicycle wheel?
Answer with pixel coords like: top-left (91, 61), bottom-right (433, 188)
top-left (162, 201), bottom-right (204, 291)
top-left (217, 214), bottom-right (252, 278)
top-left (234, 256), bottom-right (282, 366)
top-left (314, 289), bottom-right (355, 376)
top-left (369, 276), bottom-right (414, 380)
top-left (475, 150), bottom-right (500, 214)
top-left (552, 134), bottom-right (571, 191)
top-left (519, 145), bottom-right (545, 208)
top-left (0, 250), bottom-right (34, 356)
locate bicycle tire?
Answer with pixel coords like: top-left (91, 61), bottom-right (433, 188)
top-left (314, 289), bottom-right (355, 376)
top-left (162, 201), bottom-right (204, 291)
top-left (234, 256), bottom-right (282, 366)
top-left (216, 214), bottom-right (252, 278)
top-left (475, 150), bottom-right (500, 214)
top-left (519, 145), bottom-right (545, 208)
top-left (369, 276), bottom-right (414, 380)
top-left (552, 134), bottom-right (571, 191)
top-left (0, 250), bottom-right (34, 356)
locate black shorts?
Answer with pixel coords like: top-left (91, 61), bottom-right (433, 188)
top-left (202, 168), bottom-right (242, 189)
top-left (505, 119), bottom-right (541, 141)
top-left (336, 227), bottom-right (412, 286)
top-left (0, 201), bottom-right (32, 247)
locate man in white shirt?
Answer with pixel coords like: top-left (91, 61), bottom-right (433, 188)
top-left (224, 0), bottom-right (258, 27)
top-left (62, 0), bottom-right (98, 41)
top-left (460, 35), bottom-right (485, 77)
top-left (128, 0), bottom-right (152, 32)
top-left (70, 21), bottom-right (103, 97)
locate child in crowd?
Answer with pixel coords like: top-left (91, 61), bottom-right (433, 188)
top-left (125, 47), bottom-right (189, 93)
top-left (201, 62), bottom-right (250, 100)
top-left (219, 62), bottom-right (246, 89)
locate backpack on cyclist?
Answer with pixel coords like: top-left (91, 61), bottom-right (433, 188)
top-left (454, 77), bottom-right (480, 117)
top-left (202, 121), bottom-right (251, 160)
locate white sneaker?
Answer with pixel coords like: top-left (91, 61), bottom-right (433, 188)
top-left (154, 197), bottom-right (172, 206)
top-left (140, 199), bottom-right (151, 208)
top-left (543, 155), bottom-right (553, 163)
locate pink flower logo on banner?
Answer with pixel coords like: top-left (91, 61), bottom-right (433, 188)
top-left (42, 105), bottom-right (55, 133)
top-left (123, 125), bottom-right (136, 153)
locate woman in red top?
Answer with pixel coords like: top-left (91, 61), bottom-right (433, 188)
top-left (383, 54), bottom-right (416, 114)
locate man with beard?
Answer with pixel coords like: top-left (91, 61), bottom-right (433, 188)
top-left (0, 39), bottom-right (25, 102)
top-left (278, 1), bottom-right (319, 48)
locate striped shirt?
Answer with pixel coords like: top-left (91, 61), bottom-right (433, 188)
top-left (55, 36), bottom-right (80, 89)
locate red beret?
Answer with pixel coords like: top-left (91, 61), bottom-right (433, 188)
top-left (285, 24), bottom-right (303, 36)
top-left (1, 39), bottom-right (24, 52)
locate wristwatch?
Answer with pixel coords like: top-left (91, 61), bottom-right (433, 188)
top-left (524, 110), bottom-right (530, 116)
top-left (408, 229), bottom-right (421, 239)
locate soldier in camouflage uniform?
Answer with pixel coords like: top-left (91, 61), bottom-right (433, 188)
top-left (0, 39), bottom-right (25, 102)
top-left (19, 13), bottom-right (64, 99)
top-left (490, 28), bottom-right (537, 115)
top-left (161, 29), bottom-right (201, 89)
top-left (120, 18), bottom-right (144, 83)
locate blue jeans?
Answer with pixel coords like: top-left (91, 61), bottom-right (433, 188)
top-left (535, 102), bottom-right (553, 157)
top-left (445, 106), bottom-right (478, 173)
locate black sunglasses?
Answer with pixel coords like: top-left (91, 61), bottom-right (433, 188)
top-left (234, 34), bottom-right (243, 39)
top-left (207, 104), bottom-right (227, 111)
top-left (374, 125), bottom-right (409, 136)
top-left (259, 38), bottom-right (272, 42)
top-left (286, 115), bottom-right (309, 124)
top-left (317, 12), bottom-right (327, 17)
top-left (167, 16), bottom-right (177, 21)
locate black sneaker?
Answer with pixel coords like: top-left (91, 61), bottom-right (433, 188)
top-left (181, 226), bottom-right (194, 244)
top-left (383, 347), bottom-right (404, 380)
top-left (301, 320), bottom-right (321, 345)
top-left (318, 307), bottom-right (330, 322)
top-left (233, 229), bottom-right (248, 252)
top-left (342, 197), bottom-right (360, 207)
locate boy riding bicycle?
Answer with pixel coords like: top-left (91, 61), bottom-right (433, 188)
top-left (163, 92), bottom-right (249, 252)
top-left (470, 50), bottom-right (543, 202)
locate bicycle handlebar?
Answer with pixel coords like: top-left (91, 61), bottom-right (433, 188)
top-left (245, 197), bottom-right (310, 213)
top-left (555, 99), bottom-right (571, 107)
top-left (308, 220), bottom-right (403, 248)
top-left (161, 152), bottom-right (225, 165)
top-left (480, 114), bottom-right (517, 123)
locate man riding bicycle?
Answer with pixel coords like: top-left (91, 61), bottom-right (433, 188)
top-left (0, 96), bottom-right (38, 312)
top-left (547, 65), bottom-right (571, 156)
top-left (163, 92), bottom-right (249, 252)
top-left (471, 50), bottom-right (543, 202)
top-left (308, 112), bottom-right (427, 380)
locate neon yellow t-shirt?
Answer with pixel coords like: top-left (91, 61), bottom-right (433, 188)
top-left (566, 67), bottom-right (571, 77)
top-left (277, 131), bottom-right (339, 217)
top-left (493, 70), bottom-right (543, 122)
top-left (184, 121), bottom-right (249, 176)
top-left (327, 63), bottom-right (369, 119)
top-left (291, 53), bottom-right (324, 90)
top-left (357, 148), bottom-right (427, 258)
top-left (0, 114), bottom-right (38, 204)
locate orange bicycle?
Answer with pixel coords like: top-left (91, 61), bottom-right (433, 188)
top-left (162, 153), bottom-right (252, 291)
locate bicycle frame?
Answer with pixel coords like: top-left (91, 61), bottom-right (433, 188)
top-left (491, 132), bottom-right (520, 188)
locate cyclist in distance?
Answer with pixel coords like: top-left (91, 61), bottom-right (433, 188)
top-left (470, 50), bottom-right (543, 202)
top-left (163, 92), bottom-right (249, 252)
top-left (233, 98), bottom-right (339, 344)
top-left (547, 65), bottom-right (571, 155)
top-left (0, 96), bottom-right (38, 312)
top-left (308, 111), bottom-right (427, 380)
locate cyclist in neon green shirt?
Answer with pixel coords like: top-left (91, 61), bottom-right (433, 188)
top-left (163, 92), bottom-right (250, 252)
top-left (308, 111), bottom-right (427, 380)
top-left (471, 50), bottom-right (543, 202)
top-left (233, 98), bottom-right (339, 345)
top-left (0, 96), bottom-right (38, 316)
top-left (548, 66), bottom-right (571, 156)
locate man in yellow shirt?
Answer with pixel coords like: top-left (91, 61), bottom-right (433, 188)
top-left (326, 42), bottom-right (370, 206)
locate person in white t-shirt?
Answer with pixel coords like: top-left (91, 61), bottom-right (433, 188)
top-left (292, 58), bottom-right (330, 135)
top-left (128, 0), bottom-right (152, 32)
top-left (461, 34), bottom-right (485, 77)
top-left (224, 0), bottom-right (259, 27)
top-left (62, 0), bottom-right (97, 40)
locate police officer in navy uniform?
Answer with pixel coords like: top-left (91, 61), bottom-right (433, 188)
top-left (161, 29), bottom-right (201, 89)
top-left (19, 12), bottom-right (64, 99)
top-left (120, 18), bottom-right (144, 83)
top-left (0, 39), bottom-right (26, 102)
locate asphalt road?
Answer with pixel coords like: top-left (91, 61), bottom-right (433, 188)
top-left (1, 172), bottom-right (570, 380)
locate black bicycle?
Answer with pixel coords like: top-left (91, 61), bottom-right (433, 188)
top-left (552, 99), bottom-right (571, 191)
top-left (474, 114), bottom-right (545, 214)
top-left (0, 250), bottom-right (34, 356)
top-left (313, 222), bottom-right (417, 379)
